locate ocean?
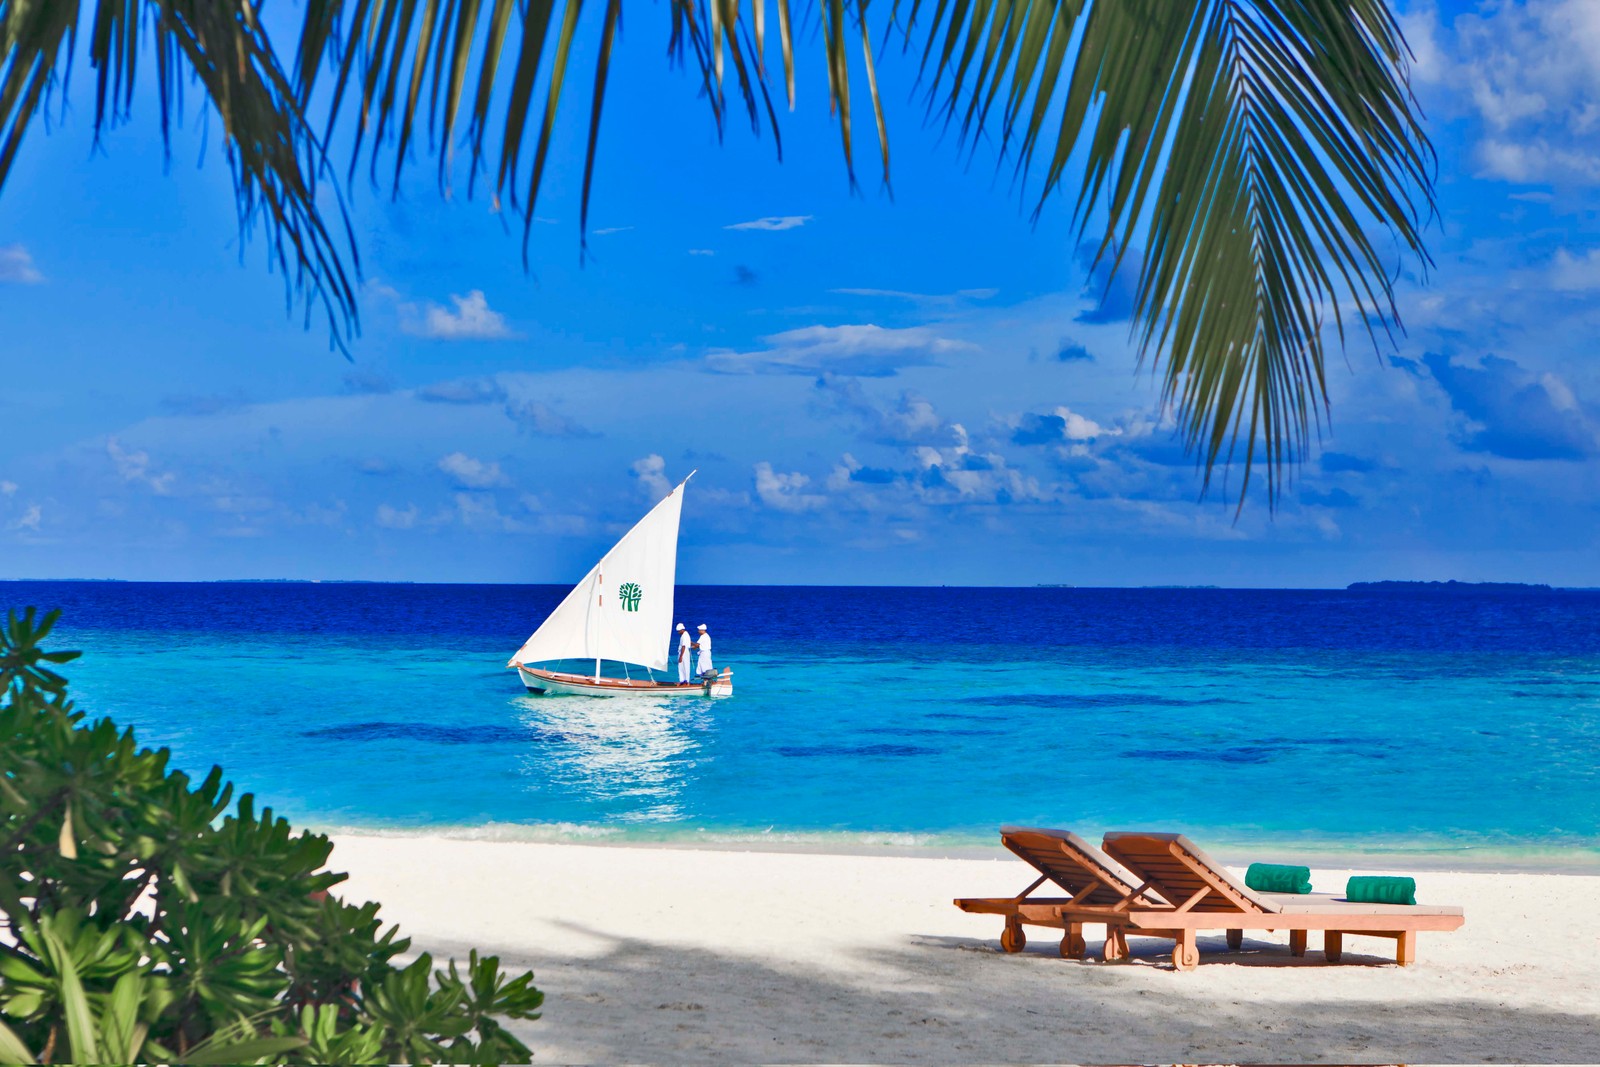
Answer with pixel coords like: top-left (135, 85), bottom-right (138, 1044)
top-left (9, 581), bottom-right (1600, 866)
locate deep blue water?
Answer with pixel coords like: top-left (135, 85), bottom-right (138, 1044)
top-left (8, 582), bottom-right (1599, 863)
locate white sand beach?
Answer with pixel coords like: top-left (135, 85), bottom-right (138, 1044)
top-left (331, 834), bottom-right (1600, 1063)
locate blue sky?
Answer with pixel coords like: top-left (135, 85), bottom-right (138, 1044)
top-left (3, 0), bottom-right (1600, 586)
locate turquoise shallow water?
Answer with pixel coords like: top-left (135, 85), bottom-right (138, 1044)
top-left (13, 581), bottom-right (1600, 865)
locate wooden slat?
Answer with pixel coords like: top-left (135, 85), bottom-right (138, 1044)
top-left (1120, 910), bottom-right (1464, 932)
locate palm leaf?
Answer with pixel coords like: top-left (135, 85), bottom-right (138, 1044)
top-left (0, 0), bottom-right (361, 347)
top-left (294, 0), bottom-right (872, 249)
top-left (293, 0), bottom-right (1431, 504)
top-left (905, 0), bottom-right (1432, 504)
top-left (0, 1019), bottom-right (33, 1066)
top-left (5, 1), bottom-right (1432, 502)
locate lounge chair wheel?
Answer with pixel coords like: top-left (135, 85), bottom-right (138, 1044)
top-left (1000, 921), bottom-right (1025, 954)
top-left (1060, 931), bottom-right (1086, 959)
top-left (1172, 940), bottom-right (1199, 972)
top-left (1101, 929), bottom-right (1127, 962)
top-left (1226, 929), bottom-right (1243, 951)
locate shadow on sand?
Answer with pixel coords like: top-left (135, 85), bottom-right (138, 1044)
top-left (425, 923), bottom-right (1600, 1063)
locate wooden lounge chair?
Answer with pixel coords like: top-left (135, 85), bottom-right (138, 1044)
top-left (1099, 831), bottom-right (1466, 971)
top-left (953, 826), bottom-right (1166, 960)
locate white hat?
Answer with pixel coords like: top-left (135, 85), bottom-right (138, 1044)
top-left (697, 624), bottom-right (707, 630)
top-left (675, 623), bottom-right (685, 630)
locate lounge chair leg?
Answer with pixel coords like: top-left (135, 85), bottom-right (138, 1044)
top-left (1172, 930), bottom-right (1199, 972)
top-left (1101, 928), bottom-right (1127, 963)
top-left (1225, 928), bottom-right (1243, 951)
top-left (1289, 930), bottom-right (1308, 957)
top-left (1324, 931), bottom-right (1343, 963)
top-left (1060, 924), bottom-right (1086, 959)
top-left (1395, 930), bottom-right (1416, 966)
top-left (1000, 919), bottom-right (1025, 954)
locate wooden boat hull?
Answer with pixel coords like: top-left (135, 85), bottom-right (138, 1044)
top-left (516, 665), bottom-right (733, 698)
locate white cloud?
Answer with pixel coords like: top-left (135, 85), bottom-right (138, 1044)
top-left (1009, 405), bottom-right (1122, 445)
top-left (1059, 409), bottom-right (1113, 440)
top-left (451, 492), bottom-right (529, 533)
top-left (404, 290), bottom-right (517, 340)
top-left (210, 493), bottom-right (273, 515)
top-left (725, 215), bottom-right (812, 232)
top-left (814, 388), bottom-right (1054, 508)
top-left (687, 248), bottom-right (716, 256)
top-left (437, 451), bottom-right (510, 489)
top-left (910, 425), bottom-right (1042, 502)
top-left (831, 287), bottom-right (998, 303)
top-left (0, 244), bottom-right (43, 284)
top-left (753, 462), bottom-right (826, 512)
top-left (106, 437), bottom-right (175, 494)
top-left (417, 377), bottom-right (509, 405)
top-left (706, 324), bottom-right (976, 377)
top-left (503, 398), bottom-right (595, 438)
top-left (827, 454), bottom-right (862, 491)
top-left (376, 503), bottom-right (421, 529)
top-left (378, 492), bottom-right (578, 536)
top-left (296, 501), bottom-right (347, 528)
top-left (1415, 0), bottom-right (1600, 182)
top-left (341, 369), bottom-right (394, 395)
top-left (1421, 352), bottom-right (1600, 460)
top-left (631, 454), bottom-right (673, 501)
top-left (9, 503), bottom-right (42, 532)
top-left (591, 226), bottom-right (634, 236)
top-left (0, 480), bottom-right (15, 495)
top-left (1550, 247), bottom-right (1600, 290)
top-left (1478, 138), bottom-right (1600, 182)
top-left (812, 376), bottom-right (949, 445)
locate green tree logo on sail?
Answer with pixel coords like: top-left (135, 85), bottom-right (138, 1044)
top-left (618, 582), bottom-right (643, 612)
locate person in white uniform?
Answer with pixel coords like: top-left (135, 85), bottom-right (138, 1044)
top-left (695, 624), bottom-right (713, 677)
top-left (675, 623), bottom-right (692, 685)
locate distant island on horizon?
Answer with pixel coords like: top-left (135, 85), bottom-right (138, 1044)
top-left (1347, 580), bottom-right (1556, 593)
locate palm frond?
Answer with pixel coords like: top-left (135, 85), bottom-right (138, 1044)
top-left (1, 0), bottom-right (360, 346)
top-left (294, 0), bottom-right (1430, 506)
top-left (0, 0), bottom-right (78, 194)
top-left (293, 0), bottom-right (882, 252)
top-left (904, 0), bottom-right (1433, 507)
top-left (7, 1), bottom-right (1432, 504)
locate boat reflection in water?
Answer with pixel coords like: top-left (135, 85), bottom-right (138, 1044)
top-left (511, 692), bottom-right (710, 819)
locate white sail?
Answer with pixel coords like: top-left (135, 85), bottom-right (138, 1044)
top-left (510, 475), bottom-right (690, 674)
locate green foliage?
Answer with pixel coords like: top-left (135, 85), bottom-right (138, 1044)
top-left (0, 608), bottom-right (543, 1065)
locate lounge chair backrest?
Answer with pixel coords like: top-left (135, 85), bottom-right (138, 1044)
top-left (999, 826), bottom-right (1159, 907)
top-left (1101, 831), bottom-right (1280, 915)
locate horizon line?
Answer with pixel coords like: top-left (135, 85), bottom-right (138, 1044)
top-left (2, 578), bottom-right (1591, 592)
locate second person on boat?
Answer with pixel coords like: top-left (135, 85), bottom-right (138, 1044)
top-left (696, 624), bottom-right (713, 678)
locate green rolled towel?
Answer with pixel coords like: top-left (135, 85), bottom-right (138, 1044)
top-left (1345, 875), bottom-right (1417, 905)
top-left (1244, 862), bottom-right (1312, 894)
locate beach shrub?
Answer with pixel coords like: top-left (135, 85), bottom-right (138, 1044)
top-left (0, 608), bottom-right (543, 1064)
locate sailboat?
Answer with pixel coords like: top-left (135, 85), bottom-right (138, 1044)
top-left (508, 472), bottom-right (733, 698)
